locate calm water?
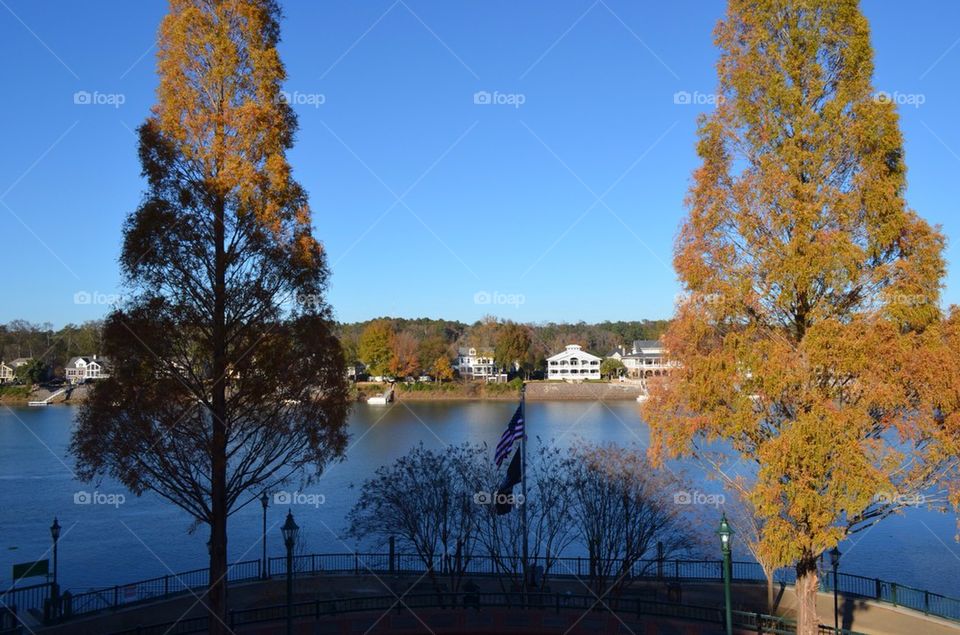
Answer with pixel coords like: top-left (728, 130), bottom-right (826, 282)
top-left (1, 402), bottom-right (958, 596)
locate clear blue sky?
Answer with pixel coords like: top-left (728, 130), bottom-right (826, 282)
top-left (2, 0), bottom-right (959, 327)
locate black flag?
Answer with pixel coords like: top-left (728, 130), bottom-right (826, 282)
top-left (494, 448), bottom-right (522, 515)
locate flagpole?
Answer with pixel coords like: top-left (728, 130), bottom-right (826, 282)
top-left (520, 381), bottom-right (528, 594)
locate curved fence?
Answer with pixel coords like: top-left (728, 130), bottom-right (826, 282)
top-left (107, 592), bottom-right (863, 635)
top-left (2, 552), bottom-right (958, 630)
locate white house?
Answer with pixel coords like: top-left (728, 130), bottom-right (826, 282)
top-left (547, 344), bottom-right (602, 381)
top-left (65, 356), bottom-right (110, 384)
top-left (454, 347), bottom-right (499, 380)
top-left (619, 340), bottom-right (676, 378)
top-left (0, 362), bottom-right (14, 383)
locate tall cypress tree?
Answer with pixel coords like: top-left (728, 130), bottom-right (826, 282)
top-left (70, 2), bottom-right (350, 631)
top-left (643, 1), bottom-right (960, 631)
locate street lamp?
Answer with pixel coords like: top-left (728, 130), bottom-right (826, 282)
top-left (50, 518), bottom-right (61, 616)
top-left (281, 510), bottom-right (299, 635)
top-left (260, 492), bottom-right (269, 579)
top-left (830, 546), bottom-right (842, 634)
top-left (717, 515), bottom-right (733, 635)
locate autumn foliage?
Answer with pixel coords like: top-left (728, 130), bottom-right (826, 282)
top-left (70, 2), bottom-right (350, 633)
top-left (642, 0), bottom-right (960, 631)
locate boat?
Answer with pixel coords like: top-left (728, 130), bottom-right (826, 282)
top-left (367, 384), bottom-right (395, 405)
top-left (27, 401), bottom-right (50, 407)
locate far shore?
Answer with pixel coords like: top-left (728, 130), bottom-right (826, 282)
top-left (363, 380), bottom-right (645, 402)
top-left (0, 380), bottom-right (645, 407)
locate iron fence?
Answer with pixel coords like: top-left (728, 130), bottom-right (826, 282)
top-left (107, 592), bottom-right (867, 635)
top-left (30, 551), bottom-right (959, 626)
top-left (0, 582), bottom-right (53, 620)
top-left (60, 560), bottom-right (259, 618)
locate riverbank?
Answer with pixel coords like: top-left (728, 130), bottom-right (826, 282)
top-left (355, 380), bottom-right (645, 402)
top-left (0, 383), bottom-right (89, 405)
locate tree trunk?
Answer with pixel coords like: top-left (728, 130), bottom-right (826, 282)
top-left (765, 568), bottom-right (775, 613)
top-left (795, 554), bottom-right (819, 635)
top-left (208, 195), bottom-right (229, 635)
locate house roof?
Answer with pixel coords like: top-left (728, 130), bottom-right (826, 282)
top-left (632, 339), bottom-right (663, 351)
top-left (547, 344), bottom-right (602, 362)
top-left (10, 357), bottom-right (32, 366)
top-left (457, 347), bottom-right (493, 356)
top-left (66, 356), bottom-right (109, 368)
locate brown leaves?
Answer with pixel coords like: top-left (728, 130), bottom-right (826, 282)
top-left (643, 0), bottom-right (960, 579)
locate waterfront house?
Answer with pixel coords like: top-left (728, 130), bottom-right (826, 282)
top-left (547, 344), bottom-right (602, 380)
top-left (65, 355), bottom-right (111, 384)
top-left (0, 361), bottom-right (14, 383)
top-left (454, 347), bottom-right (499, 380)
top-left (345, 361), bottom-right (366, 381)
top-left (619, 340), bottom-right (677, 378)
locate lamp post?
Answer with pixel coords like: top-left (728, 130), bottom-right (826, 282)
top-left (260, 492), bottom-right (269, 579)
top-left (830, 546), bottom-right (842, 634)
top-left (281, 510), bottom-right (299, 635)
top-left (50, 518), bottom-right (61, 617)
top-left (717, 515), bottom-right (733, 635)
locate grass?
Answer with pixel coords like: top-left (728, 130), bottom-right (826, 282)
top-left (0, 384), bottom-right (30, 400)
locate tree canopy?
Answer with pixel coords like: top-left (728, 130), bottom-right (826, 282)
top-left (643, 0), bottom-right (960, 631)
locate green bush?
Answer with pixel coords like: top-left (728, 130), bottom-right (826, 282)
top-left (484, 378), bottom-right (523, 395)
top-left (0, 385), bottom-right (30, 399)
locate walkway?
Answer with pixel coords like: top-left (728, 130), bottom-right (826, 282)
top-left (34, 575), bottom-right (960, 635)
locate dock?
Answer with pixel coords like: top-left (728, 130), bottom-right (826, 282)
top-left (367, 385), bottom-right (394, 405)
top-left (28, 387), bottom-right (68, 406)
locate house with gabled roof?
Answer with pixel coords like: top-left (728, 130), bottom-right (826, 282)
top-left (65, 356), bottom-right (111, 384)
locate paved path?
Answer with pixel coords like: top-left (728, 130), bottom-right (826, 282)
top-left (36, 574), bottom-right (960, 634)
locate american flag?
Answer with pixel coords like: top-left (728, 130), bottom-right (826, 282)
top-left (495, 405), bottom-right (524, 467)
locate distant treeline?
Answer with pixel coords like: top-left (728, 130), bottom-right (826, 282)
top-left (0, 316), bottom-right (669, 381)
top-left (0, 319), bottom-right (104, 377)
top-left (336, 316), bottom-right (671, 377)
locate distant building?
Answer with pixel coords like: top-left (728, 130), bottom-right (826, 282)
top-left (619, 340), bottom-right (676, 378)
top-left (0, 362), bottom-right (14, 384)
top-left (10, 358), bottom-right (32, 369)
top-left (65, 356), bottom-right (110, 384)
top-left (345, 361), bottom-right (366, 381)
top-left (547, 344), bottom-right (602, 381)
top-left (454, 347), bottom-right (499, 380)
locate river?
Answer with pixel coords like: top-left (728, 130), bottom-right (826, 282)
top-left (0, 402), bottom-right (957, 596)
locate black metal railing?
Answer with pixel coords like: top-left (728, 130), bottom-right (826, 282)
top-left (821, 570), bottom-right (960, 620)
top-left (107, 592), bottom-right (866, 635)
top-left (58, 559), bottom-right (259, 618)
top-left (0, 581), bottom-right (52, 626)
top-left (30, 552), bottom-right (959, 626)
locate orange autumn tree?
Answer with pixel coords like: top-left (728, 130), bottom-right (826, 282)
top-left (643, 0), bottom-right (960, 632)
top-left (71, 2), bottom-right (350, 633)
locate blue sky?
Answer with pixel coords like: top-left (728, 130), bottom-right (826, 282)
top-left (1, 0), bottom-right (959, 327)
